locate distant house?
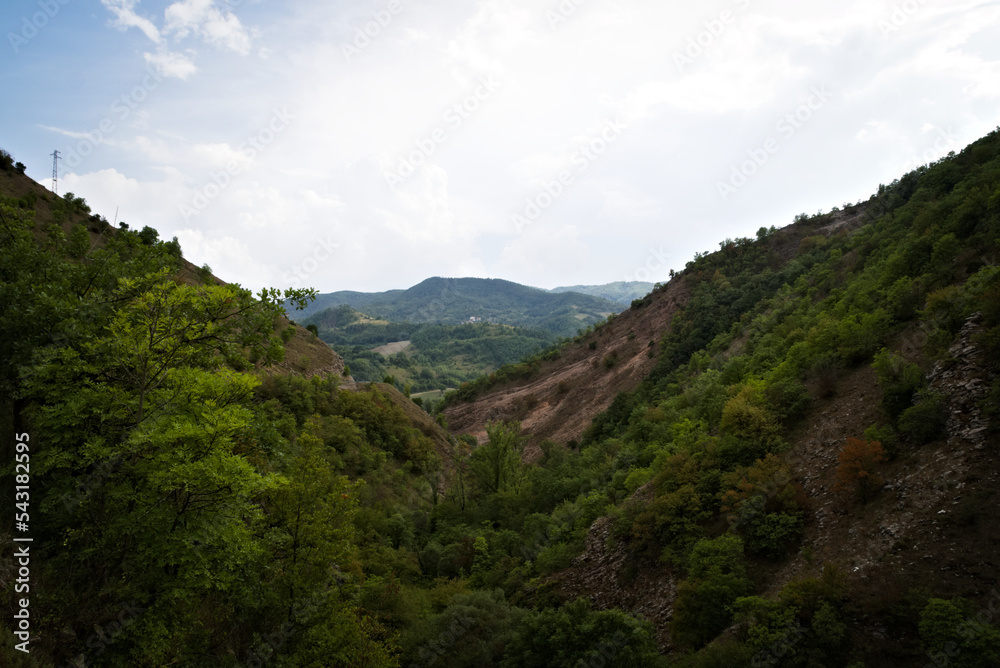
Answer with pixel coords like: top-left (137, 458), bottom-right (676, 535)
top-left (468, 316), bottom-right (481, 323)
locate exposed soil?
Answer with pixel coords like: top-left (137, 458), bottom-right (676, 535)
top-left (442, 277), bottom-right (692, 461)
top-left (372, 340), bottom-right (412, 356)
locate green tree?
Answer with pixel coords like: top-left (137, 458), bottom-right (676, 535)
top-left (919, 598), bottom-right (1000, 668)
top-left (470, 421), bottom-right (524, 494)
top-left (502, 597), bottom-right (661, 668)
top-left (264, 426), bottom-right (359, 623)
top-left (672, 535), bottom-right (753, 649)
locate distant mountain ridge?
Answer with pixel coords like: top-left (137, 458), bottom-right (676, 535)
top-left (296, 277), bottom-right (622, 337)
top-left (548, 281), bottom-right (654, 304)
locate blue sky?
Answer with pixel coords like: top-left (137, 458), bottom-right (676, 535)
top-left (3, 0), bottom-right (1000, 293)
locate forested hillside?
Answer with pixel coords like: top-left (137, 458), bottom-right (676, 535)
top-left (438, 127), bottom-right (1000, 665)
top-left (549, 281), bottom-right (655, 304)
top-left (303, 304), bottom-right (555, 394)
top-left (3, 121), bottom-right (1000, 668)
top-left (295, 277), bottom-right (621, 337)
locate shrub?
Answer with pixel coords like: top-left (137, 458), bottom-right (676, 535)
top-left (720, 385), bottom-right (782, 445)
top-left (834, 437), bottom-right (887, 503)
top-left (811, 354), bottom-right (841, 398)
top-left (872, 348), bottom-right (924, 420)
top-left (671, 535), bottom-right (753, 649)
top-left (898, 392), bottom-right (949, 444)
top-left (197, 263), bottom-right (214, 284)
top-left (411, 589), bottom-right (523, 667)
top-left (629, 484), bottom-right (710, 565)
top-left (504, 597), bottom-right (661, 668)
top-left (674, 640), bottom-right (754, 668)
top-left (919, 598), bottom-right (1000, 668)
top-left (735, 497), bottom-right (802, 559)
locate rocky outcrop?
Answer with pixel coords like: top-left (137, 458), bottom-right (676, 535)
top-left (927, 313), bottom-right (993, 449)
top-left (553, 514), bottom-right (678, 650)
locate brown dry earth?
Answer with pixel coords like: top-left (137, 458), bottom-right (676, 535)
top-left (442, 277), bottom-right (691, 460)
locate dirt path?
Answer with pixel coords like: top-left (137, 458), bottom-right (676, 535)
top-left (372, 340), bottom-right (412, 356)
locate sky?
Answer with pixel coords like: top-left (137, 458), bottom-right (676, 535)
top-left (3, 0), bottom-right (1000, 294)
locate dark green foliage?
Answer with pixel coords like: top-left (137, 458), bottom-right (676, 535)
top-left (729, 567), bottom-right (849, 667)
top-left (198, 262), bottom-right (214, 283)
top-left (735, 496), bottom-right (803, 559)
top-left (470, 421), bottom-right (523, 494)
top-left (138, 225), bottom-right (159, 245)
top-left (627, 483), bottom-right (711, 565)
top-left (872, 348), bottom-right (925, 420)
top-left (409, 589), bottom-right (524, 667)
top-left (502, 598), bottom-right (662, 668)
top-left (295, 276), bottom-right (622, 337)
top-left (672, 535), bottom-right (753, 649)
top-left (551, 280), bottom-right (655, 304)
top-left (673, 640), bottom-right (755, 667)
top-left (310, 309), bottom-right (556, 392)
top-left (919, 598), bottom-right (1000, 668)
top-left (897, 392), bottom-right (949, 444)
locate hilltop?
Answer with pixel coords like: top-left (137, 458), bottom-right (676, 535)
top-left (296, 276), bottom-right (622, 337)
top-left (550, 281), bottom-right (656, 304)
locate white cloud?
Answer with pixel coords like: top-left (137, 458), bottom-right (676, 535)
top-left (144, 50), bottom-right (198, 79)
top-left (45, 0), bottom-right (1000, 294)
top-left (101, 0), bottom-right (161, 43)
top-left (164, 0), bottom-right (254, 55)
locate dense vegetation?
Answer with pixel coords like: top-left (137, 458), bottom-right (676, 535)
top-left (304, 304), bottom-right (555, 395)
top-left (294, 277), bottom-right (621, 337)
top-left (0, 167), bottom-right (660, 666)
top-left (549, 281), bottom-right (655, 304)
top-left (440, 127), bottom-right (1000, 665)
top-left (3, 123), bottom-right (1000, 667)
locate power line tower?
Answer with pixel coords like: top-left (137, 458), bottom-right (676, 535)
top-left (51, 150), bottom-right (61, 195)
